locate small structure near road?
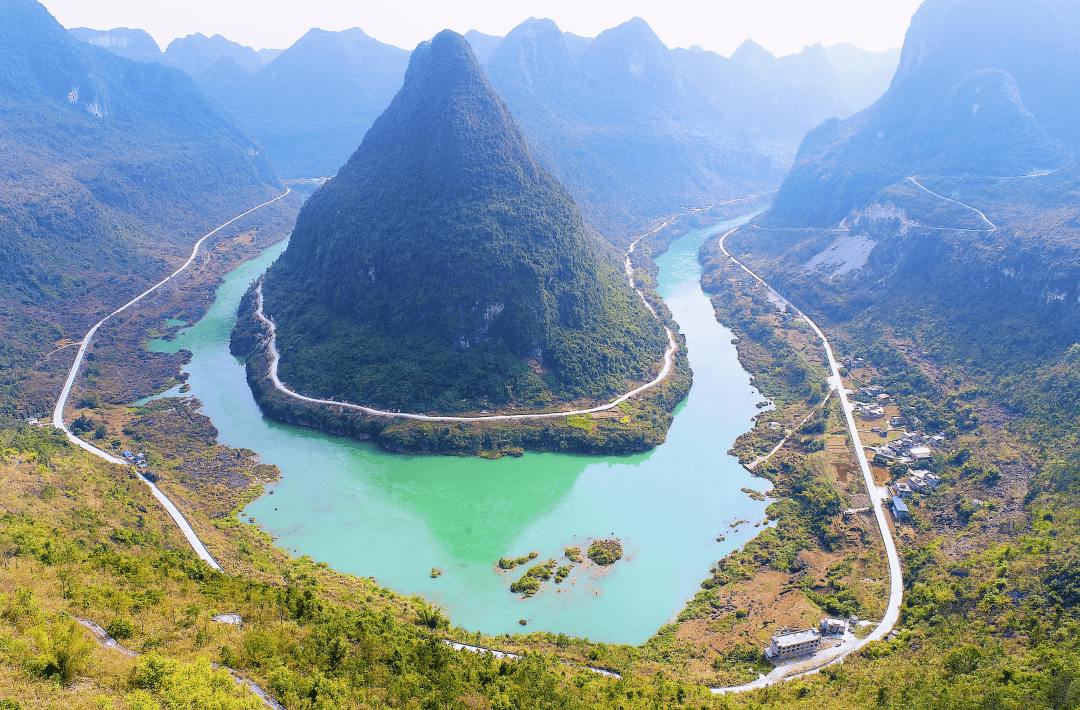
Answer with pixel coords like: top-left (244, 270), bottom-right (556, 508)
top-left (765, 627), bottom-right (821, 661)
top-left (820, 617), bottom-right (847, 635)
top-left (891, 496), bottom-right (909, 521)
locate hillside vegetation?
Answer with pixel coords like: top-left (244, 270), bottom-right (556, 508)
top-left (0, 0), bottom-right (288, 419)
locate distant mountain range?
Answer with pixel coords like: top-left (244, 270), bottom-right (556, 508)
top-left (727, 0), bottom-right (1080, 368)
top-left (481, 18), bottom-right (899, 239)
top-left (68, 27), bottom-right (281, 78)
top-left (257, 31), bottom-right (667, 412)
top-left (199, 28), bottom-right (411, 179)
top-left (1, 0), bottom-right (283, 406)
top-left (767, 0), bottom-right (1077, 228)
top-left (70, 18), bottom-right (898, 240)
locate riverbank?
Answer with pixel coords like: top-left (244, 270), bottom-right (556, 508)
top-left (233, 284), bottom-right (691, 456)
top-left (229, 212), bottom-right (718, 456)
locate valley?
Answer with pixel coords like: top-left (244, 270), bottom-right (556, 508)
top-left (6, 0), bottom-right (1080, 708)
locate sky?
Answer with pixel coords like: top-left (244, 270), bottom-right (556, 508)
top-left (40, 0), bottom-right (923, 57)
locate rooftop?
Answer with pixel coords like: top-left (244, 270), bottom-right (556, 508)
top-left (773, 629), bottom-right (820, 647)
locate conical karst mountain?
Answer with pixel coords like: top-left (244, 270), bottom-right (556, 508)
top-left (260, 30), bottom-right (667, 413)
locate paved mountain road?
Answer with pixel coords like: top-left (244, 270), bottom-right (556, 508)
top-left (907, 176), bottom-right (997, 232)
top-left (52, 189), bottom-right (292, 571)
top-left (711, 226), bottom-right (904, 692)
top-left (254, 195), bottom-right (759, 423)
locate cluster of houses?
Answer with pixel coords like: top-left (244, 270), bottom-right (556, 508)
top-left (868, 428), bottom-right (945, 466)
top-left (764, 617), bottom-right (850, 661)
top-left (852, 384), bottom-right (892, 419)
top-left (838, 365), bottom-right (951, 524)
top-left (890, 469), bottom-right (941, 498)
top-left (888, 469), bottom-right (942, 521)
top-left (122, 449), bottom-right (149, 471)
top-left (840, 355), bottom-right (866, 370)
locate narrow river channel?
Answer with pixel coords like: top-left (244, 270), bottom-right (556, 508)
top-left (149, 209), bottom-right (771, 644)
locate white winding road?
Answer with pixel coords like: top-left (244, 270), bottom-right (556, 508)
top-left (253, 196), bottom-right (757, 423)
top-left (52, 189), bottom-right (292, 571)
top-left (712, 227), bottom-right (904, 693)
top-left (907, 176), bottom-right (997, 232)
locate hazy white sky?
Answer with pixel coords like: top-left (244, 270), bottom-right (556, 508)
top-left (40, 0), bottom-right (923, 57)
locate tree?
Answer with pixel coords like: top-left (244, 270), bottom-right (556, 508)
top-left (29, 616), bottom-right (95, 684)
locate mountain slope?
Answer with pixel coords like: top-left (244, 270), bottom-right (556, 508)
top-left (483, 17), bottom-right (775, 242)
top-left (0, 0), bottom-right (284, 412)
top-left (259, 30), bottom-right (667, 413)
top-left (201, 27), bottom-right (410, 178)
top-left (769, 0), bottom-right (1077, 228)
top-left (726, 0), bottom-right (1080, 370)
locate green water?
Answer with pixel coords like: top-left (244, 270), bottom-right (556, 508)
top-left (150, 210), bottom-right (772, 644)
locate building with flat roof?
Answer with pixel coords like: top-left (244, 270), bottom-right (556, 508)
top-left (891, 496), bottom-right (909, 521)
top-left (820, 617), bottom-right (847, 635)
top-left (765, 628), bottom-right (821, 661)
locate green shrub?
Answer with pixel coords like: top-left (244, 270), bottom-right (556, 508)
top-left (28, 617), bottom-right (94, 684)
top-left (106, 617), bottom-right (136, 640)
top-left (497, 552), bottom-right (537, 570)
top-left (587, 539), bottom-right (623, 566)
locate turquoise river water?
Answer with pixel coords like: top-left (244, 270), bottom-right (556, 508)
top-left (149, 210), bottom-right (771, 644)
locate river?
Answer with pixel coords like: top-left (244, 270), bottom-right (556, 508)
top-left (149, 209), bottom-right (771, 644)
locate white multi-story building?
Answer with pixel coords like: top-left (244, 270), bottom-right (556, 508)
top-left (765, 628), bottom-right (821, 661)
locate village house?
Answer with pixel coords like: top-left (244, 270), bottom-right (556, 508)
top-left (820, 618), bottom-right (847, 635)
top-left (910, 470), bottom-right (941, 487)
top-left (891, 496), bottom-right (909, 521)
top-left (909, 445), bottom-right (933, 462)
top-left (891, 479), bottom-right (915, 498)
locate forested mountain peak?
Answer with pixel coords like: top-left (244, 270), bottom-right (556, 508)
top-left (486, 18), bottom-right (578, 85)
top-left (259, 30), bottom-right (667, 412)
top-left (768, 0), bottom-right (1079, 227)
top-left (577, 17), bottom-right (677, 90)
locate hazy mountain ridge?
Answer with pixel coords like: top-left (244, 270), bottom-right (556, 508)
top-left (68, 26), bottom-right (280, 79)
top-left (768, 0), bottom-right (1078, 228)
top-left (0, 0), bottom-right (284, 408)
top-left (199, 27), bottom-right (411, 178)
top-left (258, 30), bottom-right (667, 413)
top-left (69, 18), bottom-right (898, 241)
top-left (481, 17), bottom-right (899, 241)
top-left (482, 17), bottom-right (774, 241)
